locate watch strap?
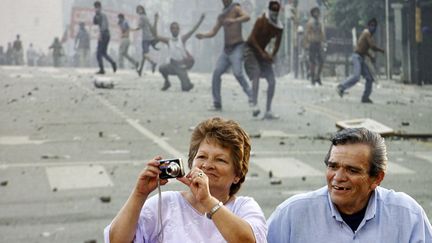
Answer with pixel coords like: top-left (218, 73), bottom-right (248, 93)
top-left (205, 201), bottom-right (223, 219)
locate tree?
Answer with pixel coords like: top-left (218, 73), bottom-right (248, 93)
top-left (328, 0), bottom-right (386, 31)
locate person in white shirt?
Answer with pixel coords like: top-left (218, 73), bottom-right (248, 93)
top-left (105, 117), bottom-right (267, 243)
top-left (153, 13), bottom-right (205, 92)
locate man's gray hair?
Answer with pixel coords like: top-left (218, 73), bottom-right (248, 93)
top-left (324, 128), bottom-right (387, 177)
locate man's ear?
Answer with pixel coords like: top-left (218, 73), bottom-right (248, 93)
top-left (371, 171), bottom-right (385, 189)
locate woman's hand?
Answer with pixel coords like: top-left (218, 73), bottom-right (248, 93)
top-left (177, 168), bottom-right (211, 204)
top-left (134, 156), bottom-right (168, 197)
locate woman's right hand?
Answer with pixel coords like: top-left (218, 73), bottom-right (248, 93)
top-left (134, 156), bottom-right (168, 197)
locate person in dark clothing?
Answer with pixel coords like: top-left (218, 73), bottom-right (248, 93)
top-left (49, 37), bottom-right (63, 67)
top-left (244, 0), bottom-right (283, 120)
top-left (13, 35), bottom-right (24, 65)
top-left (93, 1), bottom-right (117, 74)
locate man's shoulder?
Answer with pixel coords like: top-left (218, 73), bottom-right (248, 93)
top-left (359, 29), bottom-right (371, 38)
top-left (276, 186), bottom-right (328, 211)
top-left (377, 187), bottom-right (425, 214)
top-left (230, 3), bottom-right (244, 15)
top-left (306, 18), bottom-right (315, 26)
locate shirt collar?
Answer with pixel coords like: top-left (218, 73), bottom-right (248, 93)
top-left (327, 187), bottom-right (378, 222)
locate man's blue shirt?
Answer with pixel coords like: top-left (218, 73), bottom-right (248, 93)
top-left (267, 186), bottom-right (432, 243)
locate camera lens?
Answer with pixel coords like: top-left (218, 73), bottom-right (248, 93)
top-left (166, 162), bottom-right (180, 177)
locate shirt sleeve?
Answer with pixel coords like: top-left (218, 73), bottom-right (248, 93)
top-left (410, 207), bottom-right (432, 242)
top-left (266, 200), bottom-right (293, 243)
top-left (102, 195), bottom-right (160, 243)
top-left (233, 197), bottom-right (268, 243)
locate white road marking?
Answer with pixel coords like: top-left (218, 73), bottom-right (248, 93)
top-left (0, 160), bottom-right (144, 169)
top-left (414, 152), bottom-right (432, 165)
top-left (0, 136), bottom-right (48, 145)
top-left (73, 78), bottom-right (185, 159)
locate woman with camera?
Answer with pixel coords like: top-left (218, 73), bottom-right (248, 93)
top-left (104, 117), bottom-right (267, 243)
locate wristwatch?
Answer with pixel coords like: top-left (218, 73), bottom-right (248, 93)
top-left (205, 201), bottom-right (223, 219)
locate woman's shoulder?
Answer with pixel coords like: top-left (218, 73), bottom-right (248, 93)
top-left (230, 196), bottom-right (262, 212)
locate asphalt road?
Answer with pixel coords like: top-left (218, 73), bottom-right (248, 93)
top-left (1, 65), bottom-right (431, 242)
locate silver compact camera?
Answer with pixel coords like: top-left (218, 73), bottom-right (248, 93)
top-left (159, 158), bottom-right (185, 179)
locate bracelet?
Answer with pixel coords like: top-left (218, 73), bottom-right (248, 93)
top-left (205, 201), bottom-right (223, 219)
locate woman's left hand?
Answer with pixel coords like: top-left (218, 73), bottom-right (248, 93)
top-left (177, 168), bottom-right (211, 203)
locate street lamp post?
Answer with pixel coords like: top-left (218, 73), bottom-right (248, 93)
top-left (385, 0), bottom-right (391, 80)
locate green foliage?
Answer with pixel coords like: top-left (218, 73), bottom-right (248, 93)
top-left (328, 0), bottom-right (387, 31)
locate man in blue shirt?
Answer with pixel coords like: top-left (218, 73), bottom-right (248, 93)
top-left (267, 128), bottom-right (432, 243)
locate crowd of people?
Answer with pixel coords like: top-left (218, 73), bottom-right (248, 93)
top-left (0, 34), bottom-right (66, 67)
top-left (0, 0), bottom-right (387, 107)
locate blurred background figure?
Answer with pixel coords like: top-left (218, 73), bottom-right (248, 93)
top-left (0, 46), bottom-right (5, 65)
top-left (26, 43), bottom-right (38, 66)
top-left (93, 1), bottom-right (117, 75)
top-left (132, 4), bottom-right (158, 76)
top-left (6, 42), bottom-right (13, 65)
top-left (13, 34), bottom-right (24, 65)
top-left (297, 26), bottom-right (309, 80)
top-left (117, 13), bottom-right (139, 70)
top-left (49, 37), bottom-right (64, 67)
top-left (74, 22), bottom-right (91, 67)
top-left (305, 7), bottom-right (325, 86)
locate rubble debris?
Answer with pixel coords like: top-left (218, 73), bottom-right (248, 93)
top-left (270, 179), bottom-right (282, 185)
top-left (7, 98), bottom-right (18, 104)
top-left (386, 100), bottom-right (407, 106)
top-left (336, 118), bottom-right (394, 136)
top-left (249, 133), bottom-right (261, 138)
top-left (93, 77), bottom-right (114, 89)
top-left (1, 181), bottom-right (8, 186)
top-left (100, 196), bottom-right (111, 203)
top-left (313, 135), bottom-right (328, 140)
top-left (41, 155), bottom-right (61, 159)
